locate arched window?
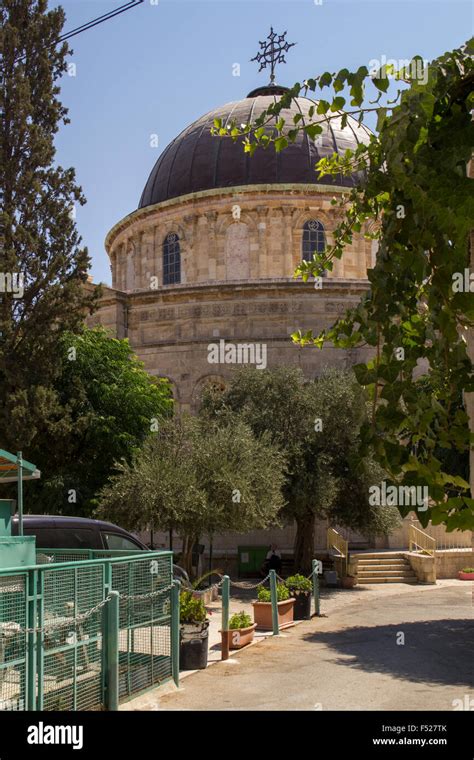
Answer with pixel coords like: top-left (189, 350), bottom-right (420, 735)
top-left (302, 220), bottom-right (326, 268)
top-left (163, 232), bottom-right (181, 285)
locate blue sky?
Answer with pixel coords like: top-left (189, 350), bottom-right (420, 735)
top-left (51, 0), bottom-right (472, 285)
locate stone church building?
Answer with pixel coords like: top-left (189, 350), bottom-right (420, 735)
top-left (89, 63), bottom-right (471, 562)
top-left (91, 82), bottom-right (376, 412)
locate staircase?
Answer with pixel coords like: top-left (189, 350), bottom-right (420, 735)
top-left (355, 553), bottom-right (417, 584)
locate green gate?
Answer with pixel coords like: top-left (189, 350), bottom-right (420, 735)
top-left (0, 550), bottom-right (175, 711)
top-left (0, 572), bottom-right (28, 711)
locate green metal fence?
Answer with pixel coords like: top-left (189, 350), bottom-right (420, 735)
top-left (0, 571), bottom-right (28, 711)
top-left (0, 550), bottom-right (175, 711)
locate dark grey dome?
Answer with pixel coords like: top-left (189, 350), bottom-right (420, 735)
top-left (139, 86), bottom-right (372, 208)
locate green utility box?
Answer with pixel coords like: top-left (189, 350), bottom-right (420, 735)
top-left (0, 499), bottom-right (36, 568)
top-left (0, 537), bottom-right (36, 568)
top-left (237, 545), bottom-right (268, 578)
top-left (0, 499), bottom-right (15, 537)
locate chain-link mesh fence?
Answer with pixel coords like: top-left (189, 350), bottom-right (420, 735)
top-left (111, 554), bottom-right (172, 700)
top-left (0, 573), bottom-right (27, 711)
top-left (0, 550), bottom-right (174, 711)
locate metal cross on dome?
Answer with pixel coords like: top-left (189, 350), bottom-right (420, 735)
top-left (251, 28), bottom-right (296, 85)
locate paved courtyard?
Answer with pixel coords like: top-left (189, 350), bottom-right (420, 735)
top-left (125, 580), bottom-right (473, 711)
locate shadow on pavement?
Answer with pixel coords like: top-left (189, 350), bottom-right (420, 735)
top-left (301, 618), bottom-right (474, 687)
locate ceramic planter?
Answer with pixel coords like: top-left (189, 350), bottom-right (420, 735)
top-left (252, 598), bottom-right (295, 631)
top-left (458, 571), bottom-right (474, 581)
top-left (220, 623), bottom-right (257, 650)
top-left (180, 620), bottom-right (209, 670)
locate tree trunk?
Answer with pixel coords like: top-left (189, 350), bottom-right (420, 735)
top-left (467, 154), bottom-right (474, 558)
top-left (293, 512), bottom-right (315, 574)
top-left (179, 534), bottom-right (200, 580)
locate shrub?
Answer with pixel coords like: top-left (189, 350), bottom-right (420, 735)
top-left (229, 611), bottom-right (253, 630)
top-left (180, 591), bottom-right (207, 624)
top-left (285, 574), bottom-right (312, 593)
top-left (461, 567), bottom-right (474, 573)
top-left (257, 583), bottom-right (289, 603)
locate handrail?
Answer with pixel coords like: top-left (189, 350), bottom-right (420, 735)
top-left (409, 524), bottom-right (436, 556)
top-left (410, 519), bottom-right (470, 550)
top-left (327, 527), bottom-right (348, 577)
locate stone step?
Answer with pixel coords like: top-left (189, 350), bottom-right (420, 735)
top-left (357, 557), bottom-right (407, 563)
top-left (357, 576), bottom-right (418, 584)
top-left (353, 553), bottom-right (406, 560)
top-left (358, 569), bottom-right (415, 577)
top-left (358, 560), bottom-right (408, 567)
top-left (357, 565), bottom-right (411, 573)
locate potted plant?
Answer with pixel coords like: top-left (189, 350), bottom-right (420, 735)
top-left (458, 567), bottom-right (474, 581)
top-left (341, 574), bottom-right (357, 589)
top-left (190, 570), bottom-right (222, 605)
top-left (221, 611), bottom-right (257, 650)
top-left (285, 574), bottom-right (313, 620)
top-left (179, 590), bottom-right (209, 670)
top-left (252, 583), bottom-right (295, 631)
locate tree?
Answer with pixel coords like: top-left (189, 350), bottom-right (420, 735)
top-left (26, 326), bottom-right (173, 516)
top-left (96, 414), bottom-right (286, 577)
top-left (201, 366), bottom-right (399, 573)
top-left (215, 39), bottom-right (474, 531)
top-left (1, 0), bottom-right (98, 452)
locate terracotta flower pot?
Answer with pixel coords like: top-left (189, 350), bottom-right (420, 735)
top-left (458, 571), bottom-right (474, 580)
top-left (220, 623), bottom-right (257, 650)
top-left (341, 576), bottom-right (357, 589)
top-left (252, 598), bottom-right (295, 631)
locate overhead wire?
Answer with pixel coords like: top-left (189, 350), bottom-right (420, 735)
top-left (11, 1), bottom-right (145, 62)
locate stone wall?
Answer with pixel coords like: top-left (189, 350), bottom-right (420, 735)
top-left (405, 552), bottom-right (436, 583)
top-left (435, 549), bottom-right (473, 579)
top-left (374, 515), bottom-right (472, 551)
top-left (90, 278), bottom-right (372, 410)
top-left (105, 184), bottom-right (373, 292)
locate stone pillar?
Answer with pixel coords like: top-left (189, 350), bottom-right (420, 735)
top-left (205, 211), bottom-right (218, 281)
top-left (195, 215), bottom-right (209, 282)
top-left (282, 207), bottom-right (295, 277)
top-left (183, 213), bottom-right (197, 283)
top-left (125, 239), bottom-right (135, 291)
top-left (109, 250), bottom-right (117, 289)
top-left (256, 206), bottom-right (269, 278)
top-left (153, 225), bottom-right (163, 287)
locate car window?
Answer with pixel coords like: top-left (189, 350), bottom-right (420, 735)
top-left (23, 527), bottom-right (57, 548)
top-left (101, 532), bottom-right (143, 551)
top-left (50, 528), bottom-right (96, 549)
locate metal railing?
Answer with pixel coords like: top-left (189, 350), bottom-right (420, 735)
top-left (327, 527), bottom-right (348, 578)
top-left (409, 520), bottom-right (471, 551)
top-left (219, 561), bottom-right (323, 660)
top-left (409, 524), bottom-right (437, 556)
top-left (0, 550), bottom-right (176, 712)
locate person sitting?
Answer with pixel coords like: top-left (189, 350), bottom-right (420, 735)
top-left (265, 544), bottom-right (282, 575)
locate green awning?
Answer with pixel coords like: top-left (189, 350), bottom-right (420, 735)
top-left (0, 449), bottom-right (41, 482)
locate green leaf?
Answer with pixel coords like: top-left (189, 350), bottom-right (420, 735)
top-left (274, 136), bottom-right (288, 153)
top-left (331, 96), bottom-right (346, 111)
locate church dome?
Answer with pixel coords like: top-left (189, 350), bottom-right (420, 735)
top-left (138, 86), bottom-right (372, 208)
